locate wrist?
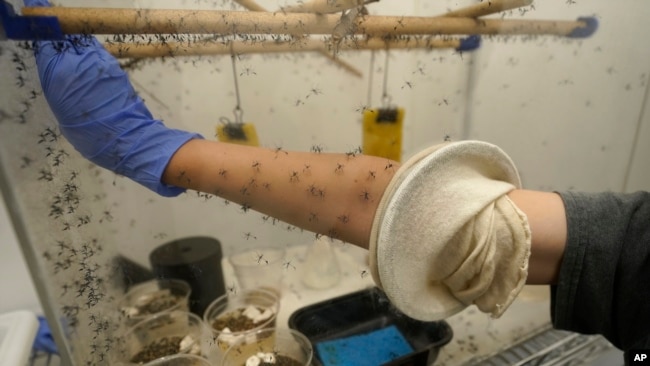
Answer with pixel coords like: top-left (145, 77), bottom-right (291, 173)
top-left (114, 121), bottom-right (203, 197)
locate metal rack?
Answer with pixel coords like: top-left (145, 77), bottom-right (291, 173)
top-left (464, 326), bottom-right (618, 366)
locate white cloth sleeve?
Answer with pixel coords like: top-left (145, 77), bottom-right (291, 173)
top-left (368, 141), bottom-right (531, 321)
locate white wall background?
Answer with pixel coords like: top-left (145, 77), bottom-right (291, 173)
top-left (2, 0), bottom-right (649, 318)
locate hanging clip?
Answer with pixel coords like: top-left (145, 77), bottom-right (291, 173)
top-left (215, 120), bottom-right (260, 146)
top-left (375, 107), bottom-right (399, 123)
top-left (215, 116), bottom-right (260, 147)
top-left (0, 1), bottom-right (63, 40)
top-left (215, 46), bottom-right (260, 147)
top-left (217, 117), bottom-right (247, 141)
top-left (362, 106), bottom-right (404, 161)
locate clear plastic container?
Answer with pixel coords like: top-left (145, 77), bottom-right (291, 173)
top-left (145, 353), bottom-right (214, 366)
top-left (221, 328), bottom-right (313, 366)
top-left (116, 279), bottom-right (192, 327)
top-left (203, 288), bottom-right (280, 362)
top-left (228, 247), bottom-right (285, 296)
top-left (112, 310), bottom-right (213, 365)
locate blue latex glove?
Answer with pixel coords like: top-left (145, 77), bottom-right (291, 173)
top-left (32, 316), bottom-right (58, 355)
top-left (28, 0), bottom-right (202, 196)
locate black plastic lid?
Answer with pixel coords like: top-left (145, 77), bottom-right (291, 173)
top-left (149, 236), bottom-right (222, 266)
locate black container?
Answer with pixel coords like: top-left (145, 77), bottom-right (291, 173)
top-left (149, 236), bottom-right (225, 317)
top-left (288, 287), bottom-right (453, 366)
top-left (114, 254), bottom-right (155, 289)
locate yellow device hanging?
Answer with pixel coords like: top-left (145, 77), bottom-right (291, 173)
top-left (216, 122), bottom-right (260, 147)
top-left (362, 107), bottom-right (404, 162)
top-left (217, 122), bottom-right (260, 146)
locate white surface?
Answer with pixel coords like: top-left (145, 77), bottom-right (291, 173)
top-left (0, 194), bottom-right (41, 315)
top-left (0, 310), bottom-right (38, 366)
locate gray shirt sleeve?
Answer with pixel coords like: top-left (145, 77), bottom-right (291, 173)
top-left (552, 191), bottom-right (650, 352)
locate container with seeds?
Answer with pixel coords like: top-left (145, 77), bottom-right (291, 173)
top-left (117, 279), bottom-right (192, 327)
top-left (144, 354), bottom-right (214, 366)
top-left (221, 328), bottom-right (313, 366)
top-left (203, 288), bottom-right (280, 362)
top-left (112, 310), bottom-right (213, 365)
top-left (114, 354), bottom-right (213, 366)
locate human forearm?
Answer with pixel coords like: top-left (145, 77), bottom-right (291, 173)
top-left (507, 189), bottom-right (567, 285)
top-left (163, 141), bottom-right (570, 284)
top-left (162, 139), bottom-right (398, 248)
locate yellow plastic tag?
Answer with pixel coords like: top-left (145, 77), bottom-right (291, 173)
top-left (216, 122), bottom-right (260, 147)
top-left (362, 107), bottom-right (404, 162)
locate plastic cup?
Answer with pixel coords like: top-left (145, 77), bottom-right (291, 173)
top-left (221, 328), bottom-right (313, 366)
top-left (112, 310), bottom-right (213, 365)
top-left (114, 354), bottom-right (214, 366)
top-left (117, 279), bottom-right (192, 327)
top-left (203, 288), bottom-right (280, 363)
top-left (228, 247), bottom-right (285, 296)
top-left (145, 354), bottom-right (213, 366)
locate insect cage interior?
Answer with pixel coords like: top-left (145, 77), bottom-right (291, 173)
top-left (0, 0), bottom-right (648, 364)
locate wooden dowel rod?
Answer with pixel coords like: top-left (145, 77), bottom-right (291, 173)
top-left (105, 37), bottom-right (462, 59)
top-left (22, 7), bottom-right (589, 37)
top-left (440, 0), bottom-right (533, 18)
top-left (232, 0), bottom-right (267, 13)
top-left (318, 51), bottom-right (362, 77)
top-left (232, 0), bottom-right (362, 77)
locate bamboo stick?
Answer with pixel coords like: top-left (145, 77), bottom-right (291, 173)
top-left (104, 36), bottom-right (463, 59)
top-left (22, 7), bottom-right (590, 38)
top-left (440, 0), bottom-right (533, 18)
top-left (232, 0), bottom-right (362, 77)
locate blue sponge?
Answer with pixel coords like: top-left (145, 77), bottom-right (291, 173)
top-left (315, 325), bottom-right (414, 366)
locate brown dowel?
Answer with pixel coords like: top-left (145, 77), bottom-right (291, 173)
top-left (441, 0), bottom-right (534, 18)
top-left (104, 36), bottom-right (463, 59)
top-left (22, 7), bottom-right (589, 38)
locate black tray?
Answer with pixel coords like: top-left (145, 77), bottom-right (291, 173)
top-left (288, 287), bottom-right (453, 366)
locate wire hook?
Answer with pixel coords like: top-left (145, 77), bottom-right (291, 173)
top-left (381, 47), bottom-right (392, 108)
top-left (230, 42), bottom-right (244, 124)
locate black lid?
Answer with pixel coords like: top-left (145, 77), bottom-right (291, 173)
top-left (149, 236), bottom-right (222, 266)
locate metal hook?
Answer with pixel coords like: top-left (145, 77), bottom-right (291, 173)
top-left (230, 42), bottom-right (245, 124)
top-left (219, 116), bottom-right (234, 125)
top-left (233, 106), bottom-right (244, 124)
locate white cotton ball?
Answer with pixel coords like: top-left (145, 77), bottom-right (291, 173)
top-left (246, 355), bottom-right (261, 366)
top-left (179, 334), bottom-right (197, 354)
top-left (243, 305), bottom-right (263, 320)
top-left (260, 352), bottom-right (276, 363)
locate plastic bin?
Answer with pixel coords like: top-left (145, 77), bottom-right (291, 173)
top-left (0, 310), bottom-right (39, 366)
top-left (288, 287), bottom-right (453, 366)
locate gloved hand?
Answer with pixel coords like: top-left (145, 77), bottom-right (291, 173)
top-left (28, 0), bottom-right (202, 196)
